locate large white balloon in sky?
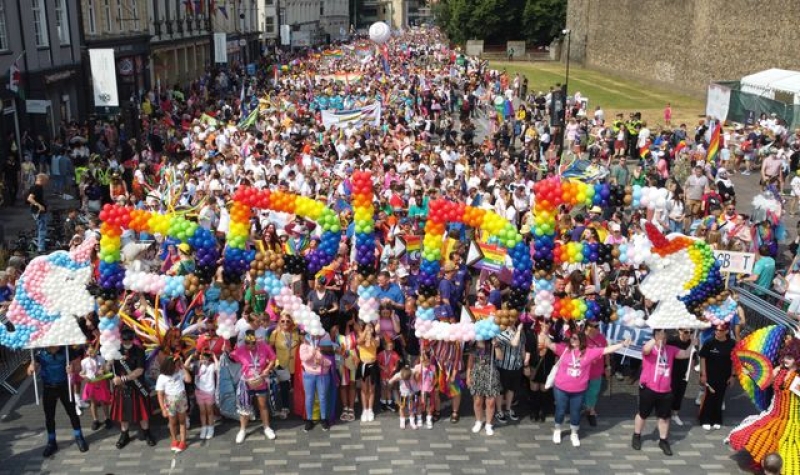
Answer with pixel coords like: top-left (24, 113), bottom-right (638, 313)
top-left (369, 21), bottom-right (391, 44)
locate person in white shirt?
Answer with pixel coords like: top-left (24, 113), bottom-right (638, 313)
top-left (155, 356), bottom-right (192, 452)
top-left (790, 170), bottom-right (800, 215)
top-left (192, 351), bottom-right (219, 440)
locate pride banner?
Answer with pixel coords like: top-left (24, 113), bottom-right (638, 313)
top-left (321, 103), bottom-right (381, 129)
top-left (466, 240), bottom-right (509, 273)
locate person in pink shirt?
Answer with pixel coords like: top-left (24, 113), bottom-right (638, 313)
top-left (544, 330), bottom-right (630, 447)
top-left (229, 330), bottom-right (277, 443)
top-left (299, 334), bottom-right (334, 432)
top-left (582, 318), bottom-right (610, 427)
top-left (631, 328), bottom-right (692, 456)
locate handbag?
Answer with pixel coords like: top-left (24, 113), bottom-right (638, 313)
top-left (544, 358), bottom-right (562, 390)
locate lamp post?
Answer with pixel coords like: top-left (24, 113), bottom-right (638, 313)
top-left (558, 28), bottom-right (571, 158)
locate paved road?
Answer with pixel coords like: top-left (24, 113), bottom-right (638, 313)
top-left (0, 372), bottom-right (761, 475)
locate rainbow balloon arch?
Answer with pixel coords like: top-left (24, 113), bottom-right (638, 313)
top-left (85, 173), bottom-right (728, 357)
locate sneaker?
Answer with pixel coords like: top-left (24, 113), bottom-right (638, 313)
top-left (206, 426), bottom-right (215, 439)
top-left (742, 170), bottom-right (751, 176)
top-left (170, 440), bottom-right (180, 452)
top-left (91, 420), bottom-right (102, 431)
top-left (360, 411), bottom-right (368, 422)
top-left (553, 429), bottom-right (562, 444)
top-left (658, 439), bottom-right (673, 456)
top-left (400, 418), bottom-right (407, 429)
top-left (702, 424), bottom-right (712, 431)
top-left (507, 409), bottom-right (519, 421)
top-left (712, 424), bottom-right (722, 430)
top-left (380, 402), bottom-right (389, 412)
top-left (75, 404), bottom-right (82, 416)
top-left (671, 414), bottom-right (684, 426)
top-left (43, 441), bottom-right (59, 457)
top-left (341, 410), bottom-right (350, 421)
top-left (387, 402), bottom-right (397, 413)
top-left (570, 433), bottom-right (580, 447)
top-left (471, 421), bottom-right (483, 433)
top-left (416, 415), bottom-right (423, 428)
top-left (176, 441), bottom-right (187, 453)
top-left (235, 429), bottom-right (246, 444)
top-left (321, 421), bottom-right (330, 431)
top-left (264, 427), bottom-right (276, 440)
top-left (587, 414), bottom-right (597, 427)
top-left (409, 418), bottom-right (418, 430)
top-left (495, 412), bottom-right (508, 424)
top-left (304, 420), bottom-right (314, 432)
top-left (631, 433), bottom-right (642, 450)
top-left (484, 424), bottom-right (494, 436)
top-left (425, 416), bottom-right (433, 430)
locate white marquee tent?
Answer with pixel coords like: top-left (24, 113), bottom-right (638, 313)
top-left (740, 68), bottom-right (800, 105)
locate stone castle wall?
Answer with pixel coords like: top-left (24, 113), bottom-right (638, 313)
top-left (567, 0), bottom-right (800, 95)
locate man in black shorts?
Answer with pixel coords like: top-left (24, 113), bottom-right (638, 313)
top-left (494, 323), bottom-right (525, 423)
top-left (631, 329), bottom-right (692, 456)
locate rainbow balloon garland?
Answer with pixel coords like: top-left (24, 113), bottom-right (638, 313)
top-left (350, 171), bottom-right (382, 324)
top-left (734, 325), bottom-right (788, 410)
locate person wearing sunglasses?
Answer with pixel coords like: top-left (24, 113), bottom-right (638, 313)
top-left (698, 323), bottom-right (736, 431)
top-left (542, 330), bottom-right (632, 447)
top-left (268, 313), bottom-right (301, 419)
top-left (667, 329), bottom-right (693, 426)
top-left (229, 330), bottom-right (277, 443)
top-left (631, 328), bottom-right (694, 456)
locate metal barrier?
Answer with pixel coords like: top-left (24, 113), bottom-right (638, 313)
top-left (731, 282), bottom-right (800, 335)
top-left (0, 313), bottom-right (30, 394)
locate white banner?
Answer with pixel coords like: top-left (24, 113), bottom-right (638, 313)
top-left (706, 83), bottom-right (731, 122)
top-left (321, 103), bottom-right (382, 130)
top-left (714, 250), bottom-right (756, 274)
top-left (89, 49), bottom-right (119, 108)
top-left (600, 322), bottom-right (653, 360)
top-left (214, 33), bottom-right (228, 63)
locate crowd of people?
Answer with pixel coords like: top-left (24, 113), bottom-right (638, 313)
top-left (2, 26), bottom-right (799, 473)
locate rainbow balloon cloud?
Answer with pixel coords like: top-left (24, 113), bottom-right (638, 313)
top-left (0, 237), bottom-right (97, 349)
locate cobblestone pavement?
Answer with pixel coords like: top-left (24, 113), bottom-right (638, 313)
top-left (0, 376), bottom-right (758, 475)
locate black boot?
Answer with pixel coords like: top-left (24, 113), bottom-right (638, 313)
top-left (116, 431), bottom-right (130, 449)
top-left (529, 391), bottom-right (541, 421)
top-left (75, 436), bottom-right (89, 452)
top-left (142, 429), bottom-right (156, 446)
top-left (43, 441), bottom-right (59, 457)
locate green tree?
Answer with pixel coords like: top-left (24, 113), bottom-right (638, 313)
top-left (521, 0), bottom-right (567, 46)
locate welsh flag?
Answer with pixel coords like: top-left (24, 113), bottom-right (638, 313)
top-left (8, 55), bottom-right (23, 100)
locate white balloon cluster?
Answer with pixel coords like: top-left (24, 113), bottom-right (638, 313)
top-left (357, 285), bottom-right (380, 323)
top-left (636, 186), bottom-right (670, 211)
top-left (30, 265), bottom-right (95, 348)
top-left (216, 300), bottom-right (238, 339)
top-left (638, 247), bottom-right (709, 329)
top-left (369, 21), bottom-right (391, 44)
top-left (616, 306), bottom-right (648, 328)
top-left (274, 287), bottom-right (325, 336)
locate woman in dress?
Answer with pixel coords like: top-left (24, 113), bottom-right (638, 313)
top-left (467, 339), bottom-right (503, 436)
top-left (229, 330), bottom-right (277, 443)
top-left (525, 317), bottom-right (557, 422)
top-left (728, 338), bottom-right (800, 474)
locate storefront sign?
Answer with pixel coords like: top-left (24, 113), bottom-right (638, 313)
top-left (214, 33), bottom-right (228, 63)
top-left (25, 99), bottom-right (51, 114)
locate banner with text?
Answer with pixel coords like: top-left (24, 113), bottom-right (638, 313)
top-left (89, 49), bottom-right (119, 108)
top-left (321, 103), bottom-right (381, 129)
top-left (600, 322), bottom-right (653, 360)
top-left (714, 250), bottom-right (755, 274)
top-left (214, 33), bottom-right (228, 63)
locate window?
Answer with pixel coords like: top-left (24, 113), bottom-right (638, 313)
top-left (265, 16), bottom-right (275, 34)
top-left (32, 0), bottom-right (49, 47)
top-left (131, 0), bottom-right (140, 30)
top-left (103, 0), bottom-right (112, 33)
top-left (55, 0), bottom-right (71, 44)
top-left (0, 1), bottom-right (8, 50)
top-left (117, 0), bottom-right (124, 32)
top-left (265, 0), bottom-right (274, 4)
top-left (320, 2), bottom-right (324, 16)
top-left (87, 0), bottom-right (97, 34)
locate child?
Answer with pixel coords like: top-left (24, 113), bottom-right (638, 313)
top-left (357, 322), bottom-right (380, 422)
top-left (156, 356), bottom-right (192, 453)
top-left (389, 366), bottom-right (419, 429)
top-left (192, 350), bottom-right (219, 440)
top-left (415, 351), bottom-right (437, 429)
top-left (378, 337), bottom-right (401, 412)
top-left (79, 344), bottom-right (112, 431)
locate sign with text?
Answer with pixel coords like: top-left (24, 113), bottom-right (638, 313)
top-left (26, 100), bottom-right (51, 114)
top-left (714, 250), bottom-right (755, 275)
top-left (600, 322), bottom-right (653, 360)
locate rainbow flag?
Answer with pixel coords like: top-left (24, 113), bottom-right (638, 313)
top-left (323, 49), bottom-right (344, 58)
top-left (468, 241), bottom-right (508, 273)
top-left (674, 140), bottom-right (687, 156)
top-left (707, 121), bottom-right (721, 164)
top-left (639, 140), bottom-right (650, 159)
top-left (467, 305), bottom-right (496, 321)
top-left (400, 235), bottom-right (421, 264)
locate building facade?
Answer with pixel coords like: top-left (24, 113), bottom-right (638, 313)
top-left (357, 0), bottom-right (432, 30)
top-left (0, 0), bottom-right (85, 144)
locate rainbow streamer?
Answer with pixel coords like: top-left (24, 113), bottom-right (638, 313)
top-left (734, 325), bottom-right (787, 410)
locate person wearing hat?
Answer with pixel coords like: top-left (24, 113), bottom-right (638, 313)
top-left (111, 328), bottom-right (156, 449)
top-left (698, 322), bottom-right (736, 431)
top-left (168, 243), bottom-right (195, 276)
top-left (438, 262), bottom-right (459, 317)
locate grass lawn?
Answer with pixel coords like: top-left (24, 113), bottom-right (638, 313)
top-left (488, 60), bottom-right (705, 128)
